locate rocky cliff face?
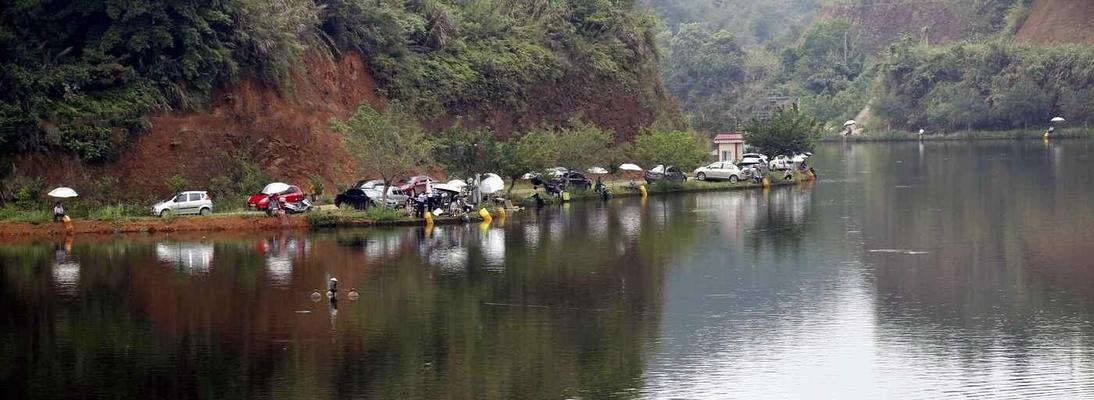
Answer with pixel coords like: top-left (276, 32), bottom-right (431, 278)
top-left (1015, 0), bottom-right (1094, 45)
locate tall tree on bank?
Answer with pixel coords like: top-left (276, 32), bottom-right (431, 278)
top-left (331, 104), bottom-right (432, 206)
top-left (553, 119), bottom-right (612, 173)
top-left (743, 105), bottom-right (821, 156)
top-left (498, 129), bottom-right (560, 194)
top-left (633, 130), bottom-right (709, 171)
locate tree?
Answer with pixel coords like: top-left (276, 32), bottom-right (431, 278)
top-left (633, 130), bottom-right (709, 171)
top-left (331, 104), bottom-right (432, 206)
top-left (432, 124), bottom-right (503, 181)
top-left (553, 119), bottom-right (612, 173)
top-left (497, 129), bottom-right (559, 194)
top-left (743, 105), bottom-right (821, 157)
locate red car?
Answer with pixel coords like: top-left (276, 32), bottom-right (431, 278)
top-left (395, 175), bottom-right (434, 195)
top-left (247, 184), bottom-right (306, 211)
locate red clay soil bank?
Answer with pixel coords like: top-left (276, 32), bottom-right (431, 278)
top-left (818, 1), bottom-right (975, 51)
top-left (1015, 0), bottom-right (1094, 46)
top-left (0, 215), bottom-right (309, 237)
top-left (18, 50), bottom-right (381, 199)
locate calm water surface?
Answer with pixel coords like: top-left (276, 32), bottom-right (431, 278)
top-left (4, 140), bottom-right (1094, 399)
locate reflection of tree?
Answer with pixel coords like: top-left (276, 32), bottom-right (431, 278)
top-left (0, 197), bottom-right (708, 399)
top-left (745, 184), bottom-right (815, 259)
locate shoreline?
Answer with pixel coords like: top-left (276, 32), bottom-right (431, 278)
top-left (0, 177), bottom-right (807, 238)
top-left (820, 129), bottom-right (1094, 142)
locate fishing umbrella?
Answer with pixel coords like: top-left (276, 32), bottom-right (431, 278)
top-left (619, 163), bottom-right (643, 171)
top-left (586, 167), bottom-right (609, 174)
top-left (843, 120), bottom-right (857, 127)
top-left (261, 182), bottom-right (291, 194)
top-left (432, 183), bottom-right (462, 193)
top-left (47, 187), bottom-right (78, 198)
top-left (1051, 117), bottom-right (1066, 123)
top-left (446, 179), bottom-right (468, 189)
top-left (479, 173), bottom-right (505, 195)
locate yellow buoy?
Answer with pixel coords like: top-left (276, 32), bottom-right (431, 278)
top-left (639, 185), bottom-right (648, 198)
top-left (561, 192), bottom-right (571, 202)
top-left (762, 176), bottom-right (771, 188)
top-left (424, 211), bottom-right (434, 225)
top-left (497, 207), bottom-right (507, 219)
top-left (62, 215), bottom-right (74, 233)
top-left (478, 207), bottom-right (493, 223)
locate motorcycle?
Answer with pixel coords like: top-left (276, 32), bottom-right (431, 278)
top-left (281, 198), bottom-right (312, 215)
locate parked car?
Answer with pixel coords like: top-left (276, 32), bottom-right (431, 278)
top-left (693, 162), bottom-right (745, 182)
top-left (352, 179), bottom-right (385, 189)
top-left (396, 175), bottom-right (434, 195)
top-left (740, 153), bottom-right (768, 165)
top-left (335, 185), bottom-right (409, 209)
top-left (552, 171), bottom-right (593, 190)
top-left (247, 184), bottom-right (306, 211)
top-left (152, 191), bottom-right (213, 217)
top-left (769, 155), bottom-right (793, 170)
top-left (645, 165), bottom-right (687, 183)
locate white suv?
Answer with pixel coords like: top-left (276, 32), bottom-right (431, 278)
top-left (152, 191), bottom-right (213, 217)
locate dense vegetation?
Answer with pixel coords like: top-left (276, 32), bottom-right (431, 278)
top-left (649, 0), bottom-right (1049, 133)
top-left (0, 0), bottom-right (662, 161)
top-left (874, 40), bottom-right (1094, 131)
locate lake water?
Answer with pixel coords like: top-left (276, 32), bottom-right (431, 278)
top-left (4, 140), bottom-right (1094, 399)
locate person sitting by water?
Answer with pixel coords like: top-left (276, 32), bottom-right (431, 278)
top-left (53, 202), bottom-right (66, 222)
top-left (267, 194), bottom-right (281, 217)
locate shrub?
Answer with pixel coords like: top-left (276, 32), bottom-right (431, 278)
top-left (167, 175), bottom-right (189, 194)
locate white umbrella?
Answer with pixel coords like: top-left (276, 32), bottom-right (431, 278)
top-left (48, 187), bottom-right (78, 198)
top-left (619, 163), bottom-right (643, 171)
top-left (261, 182), bottom-right (291, 194)
top-left (586, 167), bottom-right (608, 174)
top-left (843, 120), bottom-right (857, 127)
top-left (479, 173), bottom-right (505, 195)
top-left (1051, 117), bottom-right (1066, 123)
top-left (432, 183), bottom-right (462, 193)
top-left (446, 179), bottom-right (468, 189)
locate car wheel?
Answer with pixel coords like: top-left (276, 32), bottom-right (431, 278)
top-left (199, 208), bottom-right (210, 216)
top-left (729, 175), bottom-right (739, 183)
top-left (696, 173), bottom-right (706, 181)
top-left (159, 209), bottom-right (172, 218)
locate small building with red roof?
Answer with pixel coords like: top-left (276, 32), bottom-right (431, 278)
top-left (712, 132), bottom-right (745, 162)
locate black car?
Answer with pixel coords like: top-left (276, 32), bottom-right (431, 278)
top-left (334, 188), bottom-right (373, 209)
top-left (645, 166), bottom-right (687, 183)
top-left (553, 171), bottom-right (593, 190)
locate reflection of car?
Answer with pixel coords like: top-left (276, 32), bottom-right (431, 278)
top-left (553, 171), bottom-right (592, 190)
top-left (645, 166), bottom-right (687, 183)
top-left (693, 162), bottom-right (744, 182)
top-left (396, 175), bottom-right (434, 195)
top-left (247, 185), bottom-right (305, 211)
top-left (155, 242), bottom-right (214, 272)
top-left (152, 191), bottom-right (213, 217)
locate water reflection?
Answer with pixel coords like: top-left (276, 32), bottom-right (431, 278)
top-left (5, 141), bottom-right (1094, 399)
top-left (155, 241), bottom-right (214, 273)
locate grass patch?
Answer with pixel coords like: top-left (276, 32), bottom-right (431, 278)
top-left (0, 207), bottom-right (53, 224)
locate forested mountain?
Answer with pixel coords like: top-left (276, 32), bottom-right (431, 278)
top-left (648, 0), bottom-right (1094, 133)
top-left (1, 0), bottom-right (682, 198)
top-left (0, 0), bottom-right (676, 162)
